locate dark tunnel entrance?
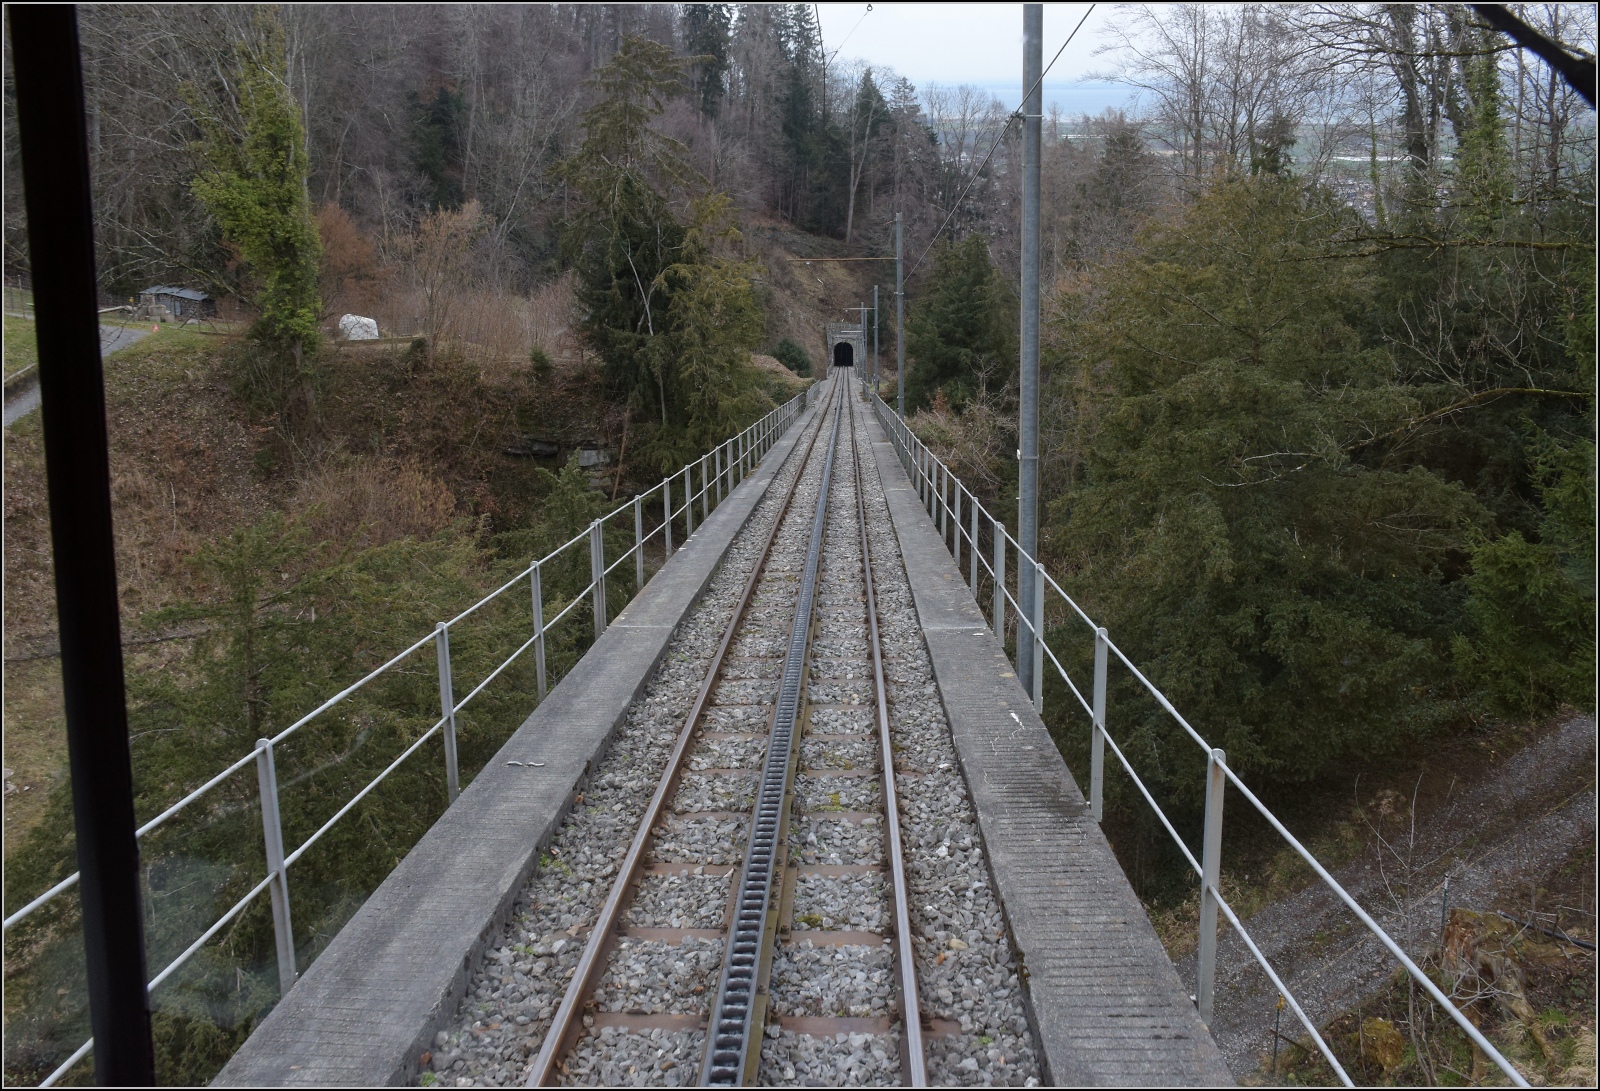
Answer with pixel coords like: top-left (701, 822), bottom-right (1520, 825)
top-left (832, 341), bottom-right (854, 369)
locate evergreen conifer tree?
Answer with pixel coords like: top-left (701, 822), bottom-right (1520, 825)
top-left (190, 9), bottom-right (322, 378)
top-left (904, 234), bottom-right (1014, 412)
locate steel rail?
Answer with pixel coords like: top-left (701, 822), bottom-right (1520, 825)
top-left (525, 380), bottom-right (838, 1087)
top-left (849, 394), bottom-right (929, 1086)
top-left (701, 392), bottom-right (844, 1086)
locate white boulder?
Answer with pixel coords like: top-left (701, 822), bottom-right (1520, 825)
top-left (338, 314), bottom-right (379, 340)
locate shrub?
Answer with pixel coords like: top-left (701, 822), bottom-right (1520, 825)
top-left (771, 338), bottom-right (811, 377)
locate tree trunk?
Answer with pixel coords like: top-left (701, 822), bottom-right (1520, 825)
top-left (845, 171), bottom-right (857, 242)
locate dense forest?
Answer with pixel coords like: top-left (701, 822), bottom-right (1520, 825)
top-left (1, 3), bottom-right (1594, 1085)
top-left (895, 3), bottom-right (1594, 808)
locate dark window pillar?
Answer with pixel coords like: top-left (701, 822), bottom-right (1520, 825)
top-left (7, 5), bottom-right (156, 1085)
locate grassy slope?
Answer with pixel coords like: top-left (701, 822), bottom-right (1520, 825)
top-left (4, 327), bottom-right (252, 854)
top-left (5, 315), bottom-right (39, 379)
top-left (1271, 844), bottom-right (1594, 1087)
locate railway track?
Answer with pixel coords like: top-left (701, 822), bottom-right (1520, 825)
top-left (427, 375), bottom-right (1040, 1088)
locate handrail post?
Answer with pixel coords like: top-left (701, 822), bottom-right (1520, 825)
top-left (716, 446), bottom-right (724, 502)
top-left (941, 464), bottom-right (949, 540)
top-left (1031, 558), bottom-right (1045, 713)
top-left (664, 478), bottom-right (673, 556)
top-left (1091, 627), bottom-right (1108, 823)
top-left (1197, 747), bottom-right (1226, 1026)
top-left (434, 623), bottom-right (459, 802)
top-left (590, 519), bottom-right (607, 639)
top-left (531, 564), bottom-right (547, 700)
top-left (633, 494), bottom-right (645, 589)
top-left (254, 738), bottom-right (297, 995)
top-left (952, 485), bottom-right (961, 573)
top-left (969, 496), bottom-right (980, 591)
top-left (701, 455), bottom-right (709, 520)
top-left (683, 466), bottom-right (693, 536)
top-left (992, 521), bottom-right (1006, 647)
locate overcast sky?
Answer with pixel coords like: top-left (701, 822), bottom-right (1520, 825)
top-left (813, 2), bottom-right (1134, 112)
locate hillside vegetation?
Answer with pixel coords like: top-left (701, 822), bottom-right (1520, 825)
top-left (1, 3), bottom-right (1593, 1085)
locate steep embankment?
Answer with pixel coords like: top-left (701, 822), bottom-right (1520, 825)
top-left (5, 327), bottom-right (275, 850)
top-left (2, 328), bottom-right (577, 854)
top-left (1, 223), bottom-right (856, 855)
top-left (748, 216), bottom-right (889, 376)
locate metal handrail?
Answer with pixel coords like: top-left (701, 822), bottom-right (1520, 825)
top-left (12, 382), bottom-right (820, 1087)
top-left (865, 383), bottom-right (1529, 1088)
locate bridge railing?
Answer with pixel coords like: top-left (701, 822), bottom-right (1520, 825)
top-left (866, 381), bottom-right (1528, 1089)
top-left (5, 381), bottom-right (823, 1087)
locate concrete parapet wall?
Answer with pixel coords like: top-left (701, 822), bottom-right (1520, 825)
top-left (214, 400), bottom-right (820, 1087)
top-left (862, 408), bottom-right (1234, 1087)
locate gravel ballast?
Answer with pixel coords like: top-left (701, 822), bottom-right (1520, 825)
top-left (425, 397), bottom-right (834, 1088)
top-left (420, 384), bottom-right (1042, 1088)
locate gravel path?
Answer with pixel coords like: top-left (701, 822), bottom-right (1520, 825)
top-left (1180, 713), bottom-right (1597, 1079)
top-left (4, 323), bottom-right (152, 427)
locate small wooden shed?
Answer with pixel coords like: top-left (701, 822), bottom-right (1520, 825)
top-left (138, 286), bottom-right (215, 320)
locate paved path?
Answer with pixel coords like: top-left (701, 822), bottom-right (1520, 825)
top-left (98, 322), bottom-right (151, 356)
top-left (1179, 714), bottom-right (1596, 1079)
top-left (4, 322), bottom-right (149, 428)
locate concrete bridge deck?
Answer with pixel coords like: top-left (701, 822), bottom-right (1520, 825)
top-left (216, 388), bottom-right (1228, 1087)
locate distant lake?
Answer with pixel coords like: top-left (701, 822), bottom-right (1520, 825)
top-left (961, 80), bottom-right (1141, 118)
